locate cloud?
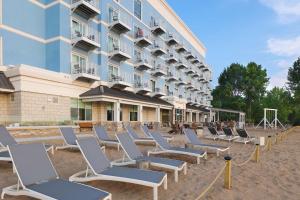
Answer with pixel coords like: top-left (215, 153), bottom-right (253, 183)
top-left (267, 36), bottom-right (300, 57)
top-left (267, 59), bottom-right (292, 89)
top-left (260, 0), bottom-right (300, 23)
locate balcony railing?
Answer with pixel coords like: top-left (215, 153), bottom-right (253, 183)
top-left (71, 0), bottom-right (100, 19)
top-left (108, 72), bottom-right (133, 89)
top-left (71, 25), bottom-right (100, 51)
top-left (166, 49), bottom-right (178, 63)
top-left (165, 33), bottom-right (179, 46)
top-left (134, 28), bottom-right (153, 48)
top-left (151, 40), bottom-right (167, 56)
top-left (108, 40), bottom-right (131, 62)
top-left (150, 18), bottom-right (166, 35)
top-left (134, 53), bottom-right (152, 71)
top-left (71, 62), bottom-right (99, 81)
top-left (109, 8), bottom-right (131, 34)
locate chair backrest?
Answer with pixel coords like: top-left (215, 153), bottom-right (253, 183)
top-left (76, 138), bottom-right (111, 175)
top-left (59, 127), bottom-right (77, 145)
top-left (236, 129), bottom-right (248, 138)
top-left (223, 127), bottom-right (233, 136)
top-left (126, 125), bottom-right (140, 139)
top-left (8, 143), bottom-right (58, 186)
top-left (141, 125), bottom-right (151, 137)
top-left (116, 133), bottom-right (143, 160)
top-left (208, 127), bottom-right (218, 135)
top-left (149, 132), bottom-right (171, 150)
top-left (184, 129), bottom-right (200, 144)
top-left (0, 126), bottom-right (18, 147)
top-left (94, 126), bottom-right (110, 141)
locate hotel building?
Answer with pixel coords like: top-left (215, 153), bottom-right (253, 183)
top-left (0, 0), bottom-right (213, 128)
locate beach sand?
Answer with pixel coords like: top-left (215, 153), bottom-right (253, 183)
top-left (0, 127), bottom-right (299, 200)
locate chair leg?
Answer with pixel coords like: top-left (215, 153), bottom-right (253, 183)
top-left (174, 170), bottom-right (178, 183)
top-left (153, 187), bottom-right (158, 200)
top-left (197, 157), bottom-right (200, 164)
top-left (184, 164), bottom-right (187, 175)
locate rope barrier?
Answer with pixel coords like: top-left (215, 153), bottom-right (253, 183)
top-left (232, 146), bottom-right (257, 167)
top-left (195, 164), bottom-right (226, 200)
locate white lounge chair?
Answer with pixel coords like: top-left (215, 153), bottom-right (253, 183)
top-left (235, 129), bottom-right (256, 144)
top-left (148, 132), bottom-right (207, 164)
top-left (141, 125), bottom-right (173, 141)
top-left (0, 126), bottom-right (54, 160)
top-left (116, 132), bottom-right (187, 182)
top-left (205, 127), bottom-right (225, 140)
top-left (126, 125), bottom-right (155, 144)
top-left (70, 137), bottom-right (168, 200)
top-left (221, 127), bottom-right (240, 142)
top-left (56, 127), bottom-right (105, 151)
top-left (183, 128), bottom-right (230, 156)
top-left (1, 143), bottom-right (111, 200)
top-left (94, 126), bottom-right (120, 150)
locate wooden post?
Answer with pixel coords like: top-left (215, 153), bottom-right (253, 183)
top-left (224, 156), bottom-right (232, 189)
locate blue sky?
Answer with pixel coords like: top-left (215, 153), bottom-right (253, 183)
top-left (166, 0), bottom-right (300, 89)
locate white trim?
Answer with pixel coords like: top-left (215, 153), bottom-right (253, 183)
top-left (0, 37), bottom-right (2, 65)
top-left (0, 24), bottom-right (71, 44)
top-left (28, 0), bottom-right (70, 9)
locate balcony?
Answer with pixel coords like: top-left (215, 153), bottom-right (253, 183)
top-left (151, 40), bottom-right (167, 56)
top-left (135, 82), bottom-right (151, 94)
top-left (166, 50), bottom-right (178, 64)
top-left (199, 75), bottom-right (205, 82)
top-left (152, 88), bottom-right (166, 98)
top-left (71, 62), bottom-right (100, 82)
top-left (108, 41), bottom-right (131, 62)
top-left (175, 59), bottom-right (188, 70)
top-left (166, 71), bottom-right (179, 82)
top-left (192, 70), bottom-right (200, 78)
top-left (134, 53), bottom-right (152, 71)
top-left (71, 26), bottom-right (100, 51)
top-left (198, 63), bottom-right (206, 69)
top-left (165, 33), bottom-right (179, 46)
top-left (71, 0), bottom-right (100, 19)
top-left (176, 77), bottom-right (187, 86)
top-left (185, 67), bottom-right (195, 75)
top-left (150, 18), bottom-right (166, 36)
top-left (185, 51), bottom-right (195, 60)
top-left (191, 57), bottom-right (200, 64)
top-left (108, 9), bottom-right (131, 34)
top-left (134, 28), bottom-right (153, 48)
top-left (108, 73), bottom-right (132, 89)
top-left (175, 43), bottom-right (187, 53)
top-left (151, 63), bottom-right (167, 77)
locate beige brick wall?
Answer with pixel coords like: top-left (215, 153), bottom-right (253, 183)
top-left (0, 94), bottom-right (8, 124)
top-left (143, 107), bottom-right (156, 122)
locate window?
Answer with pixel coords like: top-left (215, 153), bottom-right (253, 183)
top-left (107, 103), bottom-right (114, 121)
top-left (120, 106), bottom-right (123, 121)
top-left (134, 0), bottom-right (142, 20)
top-left (108, 65), bottom-right (119, 80)
top-left (10, 94), bottom-right (15, 102)
top-left (130, 105), bottom-right (138, 121)
top-left (71, 98), bottom-right (92, 121)
top-left (108, 35), bottom-right (119, 52)
top-left (72, 19), bottom-right (86, 37)
top-left (72, 53), bottom-right (86, 74)
top-left (175, 109), bottom-right (183, 122)
top-left (150, 80), bottom-right (156, 92)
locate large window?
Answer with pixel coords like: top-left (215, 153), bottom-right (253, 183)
top-left (130, 105), bottom-right (138, 121)
top-left (71, 99), bottom-right (92, 121)
top-left (175, 109), bottom-right (183, 122)
top-left (150, 80), bottom-right (156, 92)
top-left (134, 0), bottom-right (142, 20)
top-left (107, 103), bottom-right (114, 121)
top-left (108, 65), bottom-right (119, 80)
top-left (72, 53), bottom-right (86, 73)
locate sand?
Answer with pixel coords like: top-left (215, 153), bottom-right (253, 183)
top-left (0, 127), bottom-right (299, 200)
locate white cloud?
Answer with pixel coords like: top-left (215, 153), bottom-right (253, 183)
top-left (260, 0), bottom-right (300, 23)
top-left (267, 59), bottom-right (292, 89)
top-left (267, 36), bottom-right (300, 57)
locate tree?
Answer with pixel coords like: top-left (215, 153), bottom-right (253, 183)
top-left (287, 57), bottom-right (300, 92)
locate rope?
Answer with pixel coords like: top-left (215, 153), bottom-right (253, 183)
top-left (195, 164), bottom-right (226, 200)
top-left (232, 146), bottom-right (257, 167)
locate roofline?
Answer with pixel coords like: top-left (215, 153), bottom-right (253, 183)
top-left (151, 0), bottom-right (207, 55)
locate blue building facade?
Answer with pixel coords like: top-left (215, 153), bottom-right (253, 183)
top-left (0, 0), bottom-right (212, 125)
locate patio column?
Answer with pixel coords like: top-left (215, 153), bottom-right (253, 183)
top-left (114, 101), bottom-right (120, 122)
top-left (196, 112), bottom-right (200, 122)
top-left (156, 106), bottom-right (161, 122)
top-left (138, 105), bottom-right (143, 122)
top-left (189, 111), bottom-right (193, 123)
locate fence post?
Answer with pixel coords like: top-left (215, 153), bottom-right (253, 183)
top-left (254, 144), bottom-right (260, 163)
top-left (267, 136), bottom-right (272, 151)
top-left (275, 133), bottom-right (278, 144)
top-left (224, 156), bottom-right (232, 189)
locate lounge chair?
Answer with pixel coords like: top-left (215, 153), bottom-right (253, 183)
top-left (235, 129), bottom-right (256, 144)
top-left (1, 143), bottom-right (111, 200)
top-left (126, 125), bottom-right (155, 144)
top-left (205, 127), bottom-right (225, 140)
top-left (94, 126), bottom-right (120, 151)
top-left (183, 128), bottom-right (230, 156)
top-left (148, 132), bottom-right (207, 164)
top-left (70, 137), bottom-right (167, 200)
top-left (56, 127), bottom-right (105, 151)
top-left (221, 127), bottom-right (239, 142)
top-left (116, 132), bottom-right (187, 182)
top-left (141, 125), bottom-right (173, 141)
top-left (0, 126), bottom-right (54, 160)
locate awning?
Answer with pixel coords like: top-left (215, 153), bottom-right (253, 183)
top-left (186, 104), bottom-right (210, 112)
top-left (0, 72), bottom-right (14, 93)
top-left (80, 85), bottom-right (173, 107)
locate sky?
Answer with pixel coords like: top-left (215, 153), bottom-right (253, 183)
top-left (166, 0), bottom-right (300, 89)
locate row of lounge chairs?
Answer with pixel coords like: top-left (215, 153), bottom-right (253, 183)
top-left (0, 125), bottom-right (252, 200)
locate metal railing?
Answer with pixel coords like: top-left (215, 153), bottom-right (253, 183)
top-left (134, 27), bottom-right (152, 40)
top-left (152, 39), bottom-right (166, 50)
top-left (134, 52), bottom-right (151, 64)
top-left (109, 8), bottom-right (131, 27)
top-left (71, 62), bottom-right (98, 76)
top-left (108, 72), bottom-right (133, 84)
top-left (150, 17), bottom-right (165, 28)
top-left (72, 0), bottom-right (99, 8)
top-left (135, 81), bottom-right (149, 88)
top-left (166, 32), bottom-right (178, 42)
top-left (108, 39), bottom-right (130, 55)
top-left (71, 25), bottom-right (100, 44)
